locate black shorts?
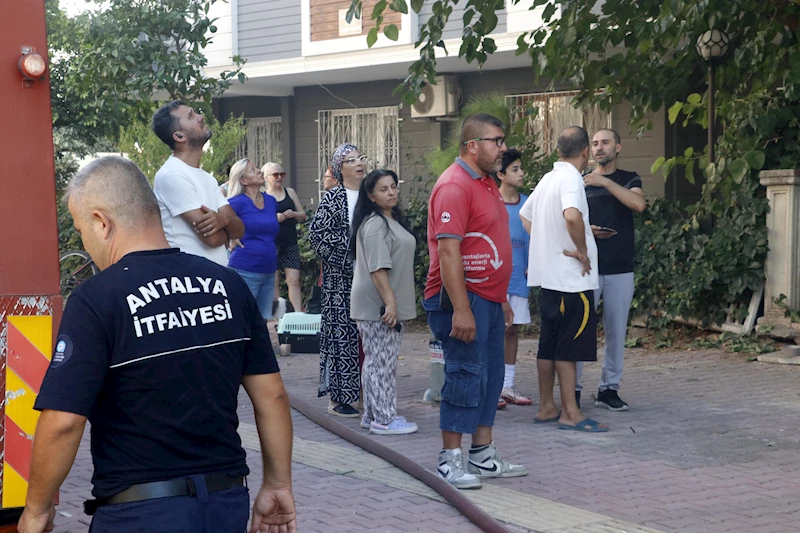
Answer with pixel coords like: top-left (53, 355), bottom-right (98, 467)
top-left (538, 288), bottom-right (598, 362)
top-left (276, 243), bottom-right (301, 270)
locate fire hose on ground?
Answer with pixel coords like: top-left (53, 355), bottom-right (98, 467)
top-left (288, 393), bottom-right (513, 533)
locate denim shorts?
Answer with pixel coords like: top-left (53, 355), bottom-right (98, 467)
top-left (425, 291), bottom-right (505, 434)
top-left (232, 268), bottom-right (276, 320)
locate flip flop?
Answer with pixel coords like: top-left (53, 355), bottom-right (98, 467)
top-left (557, 418), bottom-right (609, 433)
top-left (533, 411), bottom-right (561, 424)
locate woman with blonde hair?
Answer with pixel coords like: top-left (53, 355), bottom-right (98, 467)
top-left (226, 158), bottom-right (280, 321)
top-left (263, 162), bottom-right (307, 313)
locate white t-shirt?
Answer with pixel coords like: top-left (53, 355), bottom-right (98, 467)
top-left (346, 187), bottom-right (359, 226)
top-left (520, 161), bottom-right (599, 293)
top-left (153, 155), bottom-right (230, 266)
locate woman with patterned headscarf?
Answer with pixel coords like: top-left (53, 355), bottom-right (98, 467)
top-left (309, 143), bottom-right (368, 417)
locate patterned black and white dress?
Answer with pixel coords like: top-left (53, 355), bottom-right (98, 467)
top-left (309, 185), bottom-right (360, 404)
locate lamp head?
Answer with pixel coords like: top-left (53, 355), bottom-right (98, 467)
top-left (696, 29), bottom-right (730, 66)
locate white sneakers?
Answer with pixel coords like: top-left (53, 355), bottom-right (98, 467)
top-left (438, 449), bottom-right (482, 489)
top-left (466, 443), bottom-right (528, 479)
top-left (370, 417), bottom-right (418, 435)
top-left (360, 415), bottom-right (417, 435)
top-left (437, 444), bottom-right (528, 490)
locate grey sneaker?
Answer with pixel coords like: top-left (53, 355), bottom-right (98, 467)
top-left (370, 417), bottom-right (418, 435)
top-left (362, 415), bottom-right (406, 429)
top-left (438, 449), bottom-right (481, 489)
top-left (467, 443), bottom-right (528, 478)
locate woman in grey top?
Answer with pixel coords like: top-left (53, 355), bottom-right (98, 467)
top-left (350, 169), bottom-right (418, 435)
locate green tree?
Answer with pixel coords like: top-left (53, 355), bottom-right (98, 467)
top-left (352, 0), bottom-right (799, 324)
top-left (351, 1), bottom-right (799, 133)
top-left (47, 0), bottom-right (247, 259)
top-left (117, 114), bottom-right (246, 183)
top-left (47, 0), bottom-right (245, 145)
top-left (52, 129), bottom-right (92, 255)
top-left (425, 91), bottom-right (553, 188)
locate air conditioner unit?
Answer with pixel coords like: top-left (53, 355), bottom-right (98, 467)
top-left (411, 75), bottom-right (460, 119)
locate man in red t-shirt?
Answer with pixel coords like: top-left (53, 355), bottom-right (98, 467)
top-left (424, 113), bottom-right (528, 490)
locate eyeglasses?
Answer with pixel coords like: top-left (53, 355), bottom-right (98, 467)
top-left (271, 172), bottom-right (286, 178)
top-left (463, 136), bottom-right (506, 147)
top-left (344, 155), bottom-right (368, 166)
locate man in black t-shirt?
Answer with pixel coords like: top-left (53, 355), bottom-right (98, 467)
top-left (18, 157), bottom-right (295, 533)
top-left (575, 129), bottom-right (646, 412)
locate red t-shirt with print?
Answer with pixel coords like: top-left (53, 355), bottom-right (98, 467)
top-left (425, 160), bottom-right (512, 303)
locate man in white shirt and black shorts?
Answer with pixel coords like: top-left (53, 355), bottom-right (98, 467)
top-left (520, 126), bottom-right (608, 433)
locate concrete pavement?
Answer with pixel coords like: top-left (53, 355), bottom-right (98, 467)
top-left (48, 330), bottom-right (800, 532)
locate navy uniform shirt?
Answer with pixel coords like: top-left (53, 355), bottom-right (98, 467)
top-left (585, 170), bottom-right (642, 275)
top-left (35, 249), bottom-right (279, 498)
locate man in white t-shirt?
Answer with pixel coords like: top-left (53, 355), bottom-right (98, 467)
top-left (151, 100), bottom-right (244, 266)
top-left (520, 126), bottom-right (608, 433)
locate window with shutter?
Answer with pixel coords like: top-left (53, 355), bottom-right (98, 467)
top-left (317, 106), bottom-right (400, 200)
top-left (506, 91), bottom-right (611, 154)
top-left (235, 117), bottom-right (283, 166)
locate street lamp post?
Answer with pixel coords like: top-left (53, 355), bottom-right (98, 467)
top-left (696, 29), bottom-right (730, 163)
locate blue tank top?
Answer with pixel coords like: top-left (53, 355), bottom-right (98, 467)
top-left (506, 193), bottom-right (530, 298)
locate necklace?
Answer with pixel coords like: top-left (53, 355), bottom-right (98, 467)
top-left (247, 191), bottom-right (264, 209)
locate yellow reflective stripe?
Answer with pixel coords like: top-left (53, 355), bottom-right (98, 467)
top-left (2, 463), bottom-right (27, 508)
top-left (573, 292), bottom-right (590, 340)
top-left (8, 315), bottom-right (52, 361)
top-left (559, 297), bottom-right (565, 315)
top-left (6, 369), bottom-right (40, 437)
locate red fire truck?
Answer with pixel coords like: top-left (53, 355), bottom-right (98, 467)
top-left (0, 0), bottom-right (62, 528)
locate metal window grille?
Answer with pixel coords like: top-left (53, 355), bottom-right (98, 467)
top-left (317, 106), bottom-right (399, 199)
top-left (505, 91), bottom-right (611, 153)
top-left (235, 117), bottom-right (283, 166)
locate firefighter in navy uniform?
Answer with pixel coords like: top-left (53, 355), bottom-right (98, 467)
top-left (18, 157), bottom-right (296, 533)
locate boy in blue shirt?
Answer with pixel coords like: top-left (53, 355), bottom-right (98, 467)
top-left (496, 149), bottom-right (533, 407)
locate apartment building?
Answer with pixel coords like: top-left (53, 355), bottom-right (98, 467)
top-left (204, 1), bottom-right (680, 205)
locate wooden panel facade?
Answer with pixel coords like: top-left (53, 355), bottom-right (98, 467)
top-left (310, 0), bottom-right (402, 42)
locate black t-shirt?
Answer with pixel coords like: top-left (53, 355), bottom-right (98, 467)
top-left (585, 169), bottom-right (643, 275)
top-left (35, 249), bottom-right (279, 498)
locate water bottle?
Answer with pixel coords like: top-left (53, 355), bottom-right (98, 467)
top-left (423, 330), bottom-right (445, 402)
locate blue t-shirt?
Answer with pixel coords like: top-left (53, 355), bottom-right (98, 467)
top-left (35, 249), bottom-right (279, 497)
top-left (506, 193), bottom-right (530, 298)
top-left (228, 193), bottom-right (279, 274)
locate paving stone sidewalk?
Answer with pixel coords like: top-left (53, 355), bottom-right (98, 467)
top-left (274, 331), bottom-right (800, 533)
top-left (50, 412), bottom-right (491, 533)
top-left (49, 330), bottom-right (800, 532)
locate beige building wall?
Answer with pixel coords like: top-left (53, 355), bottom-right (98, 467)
top-left (611, 102), bottom-right (665, 198)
